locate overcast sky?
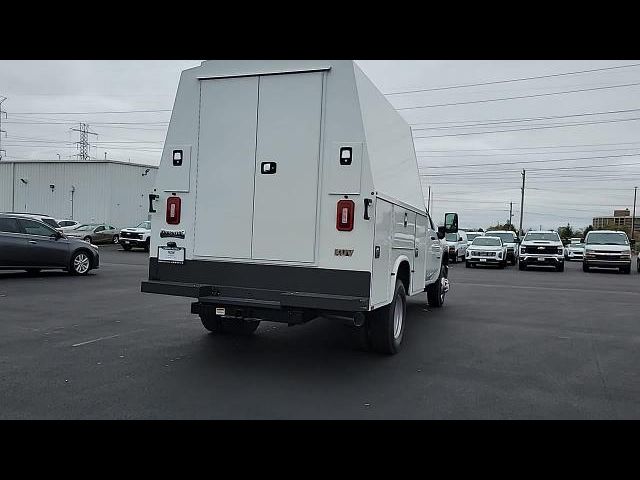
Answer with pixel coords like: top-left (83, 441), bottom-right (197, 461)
top-left (1, 60), bottom-right (639, 231)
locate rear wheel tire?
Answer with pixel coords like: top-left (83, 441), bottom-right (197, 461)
top-left (499, 260), bottom-right (506, 269)
top-left (557, 263), bottom-right (565, 272)
top-left (465, 261), bottom-right (471, 268)
top-left (200, 313), bottom-right (260, 335)
top-left (426, 263), bottom-right (448, 308)
top-left (367, 280), bottom-right (406, 355)
top-left (144, 238), bottom-right (150, 252)
top-left (519, 262), bottom-right (526, 271)
top-left (583, 263), bottom-right (590, 272)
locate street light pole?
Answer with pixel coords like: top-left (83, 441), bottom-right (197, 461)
top-left (632, 186), bottom-right (637, 246)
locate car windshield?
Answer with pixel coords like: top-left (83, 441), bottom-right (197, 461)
top-left (136, 221), bottom-right (151, 229)
top-left (586, 232), bottom-right (629, 245)
top-left (473, 237), bottom-right (501, 246)
top-left (41, 218), bottom-right (60, 228)
top-left (73, 224), bottom-right (99, 231)
top-left (524, 232), bottom-right (560, 242)
top-left (445, 233), bottom-right (458, 242)
top-left (466, 233), bottom-right (482, 242)
top-left (486, 232), bottom-right (515, 243)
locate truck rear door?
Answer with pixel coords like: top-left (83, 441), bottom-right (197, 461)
top-left (251, 72), bottom-right (323, 263)
top-left (194, 71), bottom-right (323, 264)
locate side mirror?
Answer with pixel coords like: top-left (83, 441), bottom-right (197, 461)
top-left (51, 231), bottom-right (63, 240)
top-left (444, 212), bottom-right (458, 234)
top-left (437, 226), bottom-right (445, 240)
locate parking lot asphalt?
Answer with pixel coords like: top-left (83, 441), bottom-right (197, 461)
top-left (1, 246), bottom-right (639, 419)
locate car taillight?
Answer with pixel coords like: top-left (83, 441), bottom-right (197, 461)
top-left (336, 200), bottom-right (354, 231)
top-left (166, 196), bottom-right (181, 225)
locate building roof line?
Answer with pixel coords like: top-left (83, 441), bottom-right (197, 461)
top-left (0, 160), bottom-right (158, 168)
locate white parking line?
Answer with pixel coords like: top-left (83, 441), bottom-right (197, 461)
top-left (72, 334), bottom-right (121, 347)
top-left (71, 329), bottom-right (146, 348)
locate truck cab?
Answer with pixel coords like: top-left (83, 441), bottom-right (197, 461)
top-left (141, 60), bottom-right (457, 354)
top-left (445, 230), bottom-right (468, 263)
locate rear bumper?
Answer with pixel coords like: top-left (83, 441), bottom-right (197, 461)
top-left (141, 258), bottom-right (370, 315)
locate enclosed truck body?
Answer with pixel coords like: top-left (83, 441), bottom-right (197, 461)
top-left (141, 60), bottom-right (454, 353)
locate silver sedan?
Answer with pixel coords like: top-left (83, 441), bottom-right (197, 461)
top-left (65, 223), bottom-right (120, 245)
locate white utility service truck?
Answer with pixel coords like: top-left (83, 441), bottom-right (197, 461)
top-left (141, 60), bottom-right (458, 354)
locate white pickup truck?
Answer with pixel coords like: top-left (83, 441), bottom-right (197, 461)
top-left (141, 60), bottom-right (458, 354)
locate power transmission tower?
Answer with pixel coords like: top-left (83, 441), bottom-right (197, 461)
top-left (0, 96), bottom-right (7, 160)
top-left (519, 169), bottom-right (526, 236)
top-left (70, 123), bottom-right (98, 161)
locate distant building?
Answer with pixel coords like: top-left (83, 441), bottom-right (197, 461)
top-left (593, 209), bottom-right (640, 232)
top-left (0, 160), bottom-right (157, 227)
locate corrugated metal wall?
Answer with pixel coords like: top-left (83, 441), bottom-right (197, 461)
top-left (0, 163), bottom-right (14, 209)
top-left (0, 161), bottom-right (157, 228)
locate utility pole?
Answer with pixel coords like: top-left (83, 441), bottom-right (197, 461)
top-left (509, 201), bottom-right (513, 226)
top-left (632, 186), bottom-right (638, 245)
top-left (70, 123), bottom-right (98, 161)
top-left (519, 169), bottom-right (526, 236)
top-left (0, 96), bottom-right (7, 160)
top-left (427, 186), bottom-right (431, 213)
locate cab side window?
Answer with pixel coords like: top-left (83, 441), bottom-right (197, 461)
top-left (18, 219), bottom-right (57, 237)
top-left (0, 218), bottom-right (21, 234)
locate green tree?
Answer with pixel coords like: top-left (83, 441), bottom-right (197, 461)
top-left (486, 222), bottom-right (516, 232)
top-left (557, 223), bottom-right (574, 244)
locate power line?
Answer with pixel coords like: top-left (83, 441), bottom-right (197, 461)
top-left (417, 146), bottom-right (640, 158)
top-left (415, 141), bottom-right (640, 153)
top-left (410, 107), bottom-right (640, 130)
top-left (384, 62), bottom-right (640, 95)
top-left (413, 116), bottom-right (640, 139)
top-left (419, 152), bottom-right (640, 169)
top-left (396, 81), bottom-right (640, 111)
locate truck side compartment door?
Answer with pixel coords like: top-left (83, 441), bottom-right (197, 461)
top-left (370, 198), bottom-right (393, 308)
top-left (412, 214), bottom-right (428, 294)
top-left (392, 206), bottom-right (416, 288)
top-left (425, 212), bottom-right (441, 282)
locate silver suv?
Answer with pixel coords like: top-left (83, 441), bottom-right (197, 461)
top-left (0, 213), bottom-right (100, 275)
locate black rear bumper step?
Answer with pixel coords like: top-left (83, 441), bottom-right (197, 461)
top-left (141, 280), bottom-right (213, 298)
top-left (142, 280), bottom-right (369, 312)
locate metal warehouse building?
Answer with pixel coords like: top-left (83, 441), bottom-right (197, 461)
top-left (0, 160), bottom-right (158, 228)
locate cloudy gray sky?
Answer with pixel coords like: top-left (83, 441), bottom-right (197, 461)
top-left (1, 60), bottom-right (639, 231)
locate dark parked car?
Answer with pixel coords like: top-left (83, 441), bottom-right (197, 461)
top-left (0, 213), bottom-right (99, 275)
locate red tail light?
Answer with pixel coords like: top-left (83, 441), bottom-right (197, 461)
top-left (336, 200), bottom-right (355, 231)
top-left (166, 196), bottom-right (181, 225)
